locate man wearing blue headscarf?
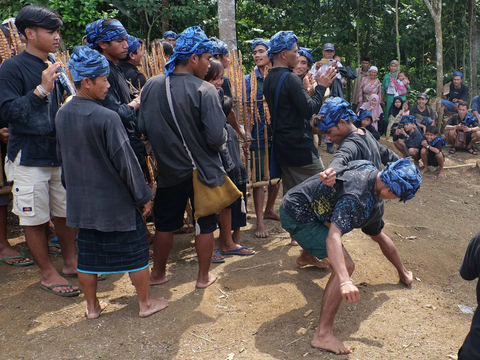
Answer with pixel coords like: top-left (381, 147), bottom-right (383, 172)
top-left (445, 101), bottom-right (480, 155)
top-left (138, 26), bottom-right (226, 290)
top-left (85, 19), bottom-right (146, 167)
top-left (441, 71), bottom-right (469, 114)
top-left (280, 158), bottom-right (421, 355)
top-left (294, 47), bottom-right (315, 91)
top-left (303, 98), bottom-right (410, 292)
top-left (163, 31), bottom-right (177, 46)
top-left (244, 38), bottom-right (281, 238)
top-left (119, 35), bottom-right (146, 90)
top-left (56, 46), bottom-right (168, 319)
top-left (394, 115), bottom-right (424, 164)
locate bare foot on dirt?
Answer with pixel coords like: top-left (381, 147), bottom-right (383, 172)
top-left (311, 333), bottom-right (352, 355)
top-left (297, 255), bottom-right (330, 269)
top-left (195, 273), bottom-right (217, 289)
top-left (254, 220), bottom-right (268, 238)
top-left (436, 170), bottom-right (445, 179)
top-left (86, 300), bottom-right (108, 320)
top-left (400, 270), bottom-right (413, 286)
top-left (139, 298), bottom-right (169, 318)
top-left (150, 273), bottom-right (168, 286)
top-left (420, 167), bottom-right (429, 175)
top-left (263, 210), bottom-right (280, 221)
top-left (290, 237), bottom-right (299, 246)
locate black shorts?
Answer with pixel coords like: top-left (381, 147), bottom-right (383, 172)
top-left (231, 182), bottom-right (247, 230)
top-left (427, 150), bottom-right (444, 167)
top-left (361, 218), bottom-right (385, 236)
top-left (154, 176), bottom-right (218, 234)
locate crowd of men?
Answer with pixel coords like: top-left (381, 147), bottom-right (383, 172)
top-left (0, 5), bottom-right (478, 357)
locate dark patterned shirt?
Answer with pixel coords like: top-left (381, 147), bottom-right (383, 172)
top-left (281, 160), bottom-right (382, 234)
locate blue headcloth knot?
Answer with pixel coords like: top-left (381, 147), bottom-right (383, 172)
top-left (164, 31), bottom-right (178, 40)
top-left (359, 110), bottom-right (373, 121)
top-left (210, 37), bottom-right (229, 56)
top-left (380, 158), bottom-right (422, 202)
top-left (267, 31), bottom-right (297, 58)
top-left (316, 97), bottom-right (358, 132)
top-left (68, 46), bottom-right (110, 82)
top-left (427, 136), bottom-right (447, 147)
top-left (453, 71), bottom-right (463, 79)
top-left (164, 26), bottom-right (213, 77)
top-left (462, 113), bottom-right (477, 127)
top-left (251, 38), bottom-right (270, 52)
top-left (298, 47), bottom-right (313, 65)
top-left (399, 115), bottom-right (417, 124)
top-left (127, 35), bottom-right (141, 55)
top-left (85, 19), bottom-right (128, 49)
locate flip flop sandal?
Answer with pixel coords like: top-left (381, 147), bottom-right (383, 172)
top-left (221, 246), bottom-right (256, 256)
top-left (39, 281), bottom-right (81, 297)
top-left (0, 251), bottom-right (34, 267)
top-left (449, 147), bottom-right (456, 154)
top-left (211, 250), bottom-right (226, 263)
top-left (467, 148), bottom-right (478, 155)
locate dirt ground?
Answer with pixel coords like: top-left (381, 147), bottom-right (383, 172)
top-left (1, 141), bottom-right (480, 360)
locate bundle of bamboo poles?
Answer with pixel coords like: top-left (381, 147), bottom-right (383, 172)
top-left (142, 41), bottom-right (166, 78)
top-left (0, 21), bottom-right (24, 64)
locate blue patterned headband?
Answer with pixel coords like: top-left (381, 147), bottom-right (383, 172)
top-left (316, 97), bottom-right (358, 132)
top-left (210, 37), bottom-right (229, 56)
top-left (251, 38), bottom-right (270, 52)
top-left (380, 158), bottom-right (422, 202)
top-left (69, 46), bottom-right (110, 82)
top-left (164, 31), bottom-right (178, 39)
top-left (267, 31), bottom-right (297, 57)
top-left (164, 26), bottom-right (213, 76)
top-left (127, 35), bottom-right (141, 55)
top-left (399, 115), bottom-right (417, 124)
top-left (298, 47), bottom-right (313, 65)
top-left (85, 19), bottom-right (128, 49)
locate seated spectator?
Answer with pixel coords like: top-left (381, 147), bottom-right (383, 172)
top-left (355, 110), bottom-right (380, 140)
top-left (472, 88), bottom-right (480, 123)
top-left (420, 125), bottom-right (446, 179)
top-left (445, 102), bottom-right (480, 155)
top-left (358, 94), bottom-right (384, 134)
top-left (410, 93), bottom-right (435, 134)
top-left (394, 115), bottom-right (424, 166)
top-left (441, 71), bottom-right (469, 114)
top-left (387, 96), bottom-right (405, 139)
top-left (458, 230), bottom-right (480, 360)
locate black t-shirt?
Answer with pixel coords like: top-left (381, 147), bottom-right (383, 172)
top-left (221, 76), bottom-right (233, 98)
top-left (447, 115), bottom-right (479, 128)
top-left (448, 83), bottom-right (469, 102)
top-left (410, 105), bottom-right (434, 120)
top-left (281, 160), bottom-right (383, 235)
top-left (119, 61), bottom-right (146, 90)
top-left (459, 232), bottom-right (480, 360)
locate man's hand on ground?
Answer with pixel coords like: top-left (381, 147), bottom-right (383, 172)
top-left (340, 283), bottom-right (360, 303)
top-left (320, 168), bottom-right (336, 186)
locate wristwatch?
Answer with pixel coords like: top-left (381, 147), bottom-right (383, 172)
top-left (426, 145), bottom-right (430, 149)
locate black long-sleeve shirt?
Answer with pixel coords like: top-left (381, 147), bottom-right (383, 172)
top-left (0, 51), bottom-right (66, 166)
top-left (263, 67), bottom-right (326, 167)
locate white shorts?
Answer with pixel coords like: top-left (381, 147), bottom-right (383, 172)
top-left (4, 152), bottom-right (66, 226)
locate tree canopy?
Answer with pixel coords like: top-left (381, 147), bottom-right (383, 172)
top-left (1, 0), bottom-right (479, 102)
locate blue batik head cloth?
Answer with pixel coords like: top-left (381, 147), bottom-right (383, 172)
top-left (453, 71), bottom-right (463, 79)
top-left (359, 110), bottom-right (373, 121)
top-left (164, 26), bottom-right (213, 77)
top-left (68, 46), bottom-right (109, 82)
top-left (399, 115), bottom-right (417, 125)
top-left (127, 35), bottom-right (141, 55)
top-left (267, 31), bottom-right (297, 58)
top-left (210, 37), bottom-right (229, 56)
top-left (251, 38), bottom-right (270, 52)
top-left (298, 47), bottom-right (313, 66)
top-left (316, 97), bottom-right (358, 132)
top-left (380, 158), bottom-right (422, 202)
top-left (164, 31), bottom-right (178, 40)
top-left (85, 19), bottom-right (128, 49)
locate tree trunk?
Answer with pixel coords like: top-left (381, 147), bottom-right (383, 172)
top-left (218, 0), bottom-right (237, 50)
top-left (469, 0), bottom-right (477, 103)
top-left (356, 0), bottom-right (360, 66)
top-left (424, 0), bottom-right (444, 128)
top-left (395, 0), bottom-right (401, 66)
top-left (161, 0), bottom-right (169, 34)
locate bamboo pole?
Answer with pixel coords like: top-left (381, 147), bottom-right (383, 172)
top-left (263, 124), bottom-right (270, 180)
top-left (246, 179), bottom-right (281, 189)
top-left (443, 162), bottom-right (478, 169)
top-left (251, 151), bottom-right (256, 184)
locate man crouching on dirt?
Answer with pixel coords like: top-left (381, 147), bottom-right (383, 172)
top-left (296, 98), bottom-right (413, 288)
top-left (280, 158), bottom-right (422, 354)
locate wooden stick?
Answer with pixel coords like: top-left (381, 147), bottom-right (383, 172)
top-left (443, 162), bottom-right (478, 169)
top-left (251, 151), bottom-right (256, 184)
top-left (263, 124), bottom-right (270, 179)
top-left (246, 179), bottom-right (281, 189)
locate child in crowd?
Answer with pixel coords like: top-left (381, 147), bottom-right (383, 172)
top-left (395, 72), bottom-right (409, 96)
top-left (420, 126), bottom-right (446, 178)
top-left (205, 59), bottom-right (254, 262)
top-left (394, 115), bottom-right (424, 166)
top-left (355, 110), bottom-right (380, 140)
